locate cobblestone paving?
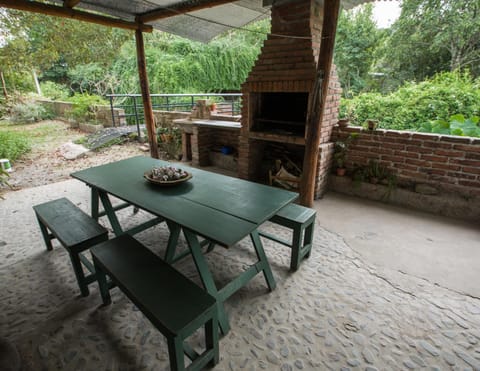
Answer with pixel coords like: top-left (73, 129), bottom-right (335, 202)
top-left (1, 180), bottom-right (480, 370)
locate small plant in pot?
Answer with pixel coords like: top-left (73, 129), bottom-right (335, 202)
top-left (333, 133), bottom-right (358, 176)
top-left (365, 119), bottom-right (378, 130)
top-left (337, 117), bottom-right (350, 128)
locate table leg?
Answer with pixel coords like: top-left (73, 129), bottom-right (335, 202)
top-left (98, 191), bottom-right (124, 236)
top-left (91, 187), bottom-right (99, 221)
top-left (164, 221), bottom-right (181, 264)
top-left (250, 230), bottom-right (277, 291)
top-left (183, 229), bottom-right (230, 335)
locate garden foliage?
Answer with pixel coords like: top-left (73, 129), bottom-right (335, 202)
top-left (341, 71), bottom-right (480, 134)
top-left (65, 93), bottom-right (107, 123)
top-left (8, 99), bottom-right (55, 123)
top-left (0, 130), bottom-right (31, 160)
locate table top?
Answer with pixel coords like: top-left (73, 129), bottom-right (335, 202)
top-left (71, 156), bottom-right (297, 246)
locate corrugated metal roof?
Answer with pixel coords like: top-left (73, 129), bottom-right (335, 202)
top-left (46, 0), bottom-right (392, 42)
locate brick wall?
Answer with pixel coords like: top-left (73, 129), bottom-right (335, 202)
top-left (238, 0), bottom-right (342, 199)
top-left (333, 126), bottom-right (480, 197)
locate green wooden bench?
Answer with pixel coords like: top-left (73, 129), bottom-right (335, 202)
top-left (33, 197), bottom-right (109, 297)
top-left (259, 203), bottom-right (316, 271)
top-left (91, 234), bottom-right (219, 371)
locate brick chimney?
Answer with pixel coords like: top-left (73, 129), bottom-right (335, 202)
top-left (238, 0), bottom-right (341, 198)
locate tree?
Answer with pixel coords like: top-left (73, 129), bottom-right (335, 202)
top-left (380, 0), bottom-right (480, 85)
top-left (334, 4), bottom-right (384, 97)
top-left (0, 9), bottom-right (130, 89)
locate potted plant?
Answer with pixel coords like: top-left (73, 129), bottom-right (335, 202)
top-left (337, 118), bottom-right (350, 128)
top-left (366, 119), bottom-right (378, 130)
top-left (333, 133), bottom-right (358, 176)
top-left (333, 144), bottom-right (347, 176)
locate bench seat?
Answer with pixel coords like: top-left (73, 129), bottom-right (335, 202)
top-left (33, 197), bottom-right (108, 296)
top-left (91, 234), bottom-right (219, 371)
top-left (260, 203), bottom-right (316, 271)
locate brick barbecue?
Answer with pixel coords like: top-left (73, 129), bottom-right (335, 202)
top-left (238, 0), bottom-right (341, 198)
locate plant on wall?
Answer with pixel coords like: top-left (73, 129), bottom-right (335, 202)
top-left (333, 133), bottom-right (358, 176)
top-left (418, 114), bottom-right (480, 137)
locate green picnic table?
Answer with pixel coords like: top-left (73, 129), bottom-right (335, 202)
top-left (71, 156), bottom-right (297, 334)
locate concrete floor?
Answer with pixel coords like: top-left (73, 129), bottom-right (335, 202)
top-left (2, 180), bottom-right (480, 370)
top-left (315, 192), bottom-right (480, 298)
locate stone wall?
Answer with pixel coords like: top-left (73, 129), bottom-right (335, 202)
top-left (37, 99), bottom-right (126, 127)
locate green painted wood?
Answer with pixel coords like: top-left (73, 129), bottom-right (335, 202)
top-left (183, 229), bottom-right (230, 335)
top-left (250, 230), bottom-right (276, 291)
top-left (91, 234), bottom-right (216, 337)
top-left (261, 203), bottom-right (316, 271)
top-left (72, 157), bottom-right (268, 247)
top-left (33, 197), bottom-right (108, 252)
top-left (258, 231), bottom-right (292, 248)
top-left (271, 203), bottom-right (316, 227)
top-left (33, 197), bottom-right (108, 296)
top-left (72, 156), bottom-right (298, 223)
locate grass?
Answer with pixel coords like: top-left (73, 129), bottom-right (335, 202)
top-left (0, 119), bottom-right (84, 161)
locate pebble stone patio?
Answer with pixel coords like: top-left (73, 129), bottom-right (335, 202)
top-left (1, 179), bottom-right (480, 371)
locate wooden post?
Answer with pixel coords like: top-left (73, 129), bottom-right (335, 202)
top-left (299, 0), bottom-right (340, 207)
top-left (135, 29), bottom-right (159, 159)
top-left (0, 71), bottom-right (8, 99)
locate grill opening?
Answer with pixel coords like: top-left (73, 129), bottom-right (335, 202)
top-left (252, 92), bottom-right (309, 137)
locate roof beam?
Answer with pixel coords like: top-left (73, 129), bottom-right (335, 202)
top-left (64, 0), bottom-right (82, 8)
top-left (138, 0), bottom-right (238, 23)
top-left (0, 0), bottom-right (153, 32)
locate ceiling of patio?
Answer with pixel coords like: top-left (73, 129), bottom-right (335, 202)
top-left (45, 0), bottom-right (385, 42)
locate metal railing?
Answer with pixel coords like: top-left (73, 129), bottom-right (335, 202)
top-left (106, 93), bottom-right (242, 129)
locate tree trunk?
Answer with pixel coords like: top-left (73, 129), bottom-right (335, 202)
top-left (0, 71), bottom-right (8, 99)
top-left (32, 69), bottom-right (42, 95)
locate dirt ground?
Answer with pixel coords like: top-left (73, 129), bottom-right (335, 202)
top-left (3, 120), bottom-right (146, 191)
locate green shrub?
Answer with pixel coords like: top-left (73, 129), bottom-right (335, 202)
top-left (418, 114), bottom-right (480, 137)
top-left (40, 81), bottom-right (70, 100)
top-left (9, 99), bottom-right (55, 124)
top-left (0, 130), bottom-right (31, 160)
top-left (65, 93), bottom-right (107, 123)
top-left (341, 71), bottom-right (480, 132)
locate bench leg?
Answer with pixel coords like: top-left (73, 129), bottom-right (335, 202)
top-left (69, 252), bottom-right (90, 297)
top-left (303, 221), bottom-right (314, 260)
top-left (92, 257), bottom-right (111, 305)
top-left (290, 226), bottom-right (302, 271)
top-left (36, 217), bottom-right (53, 251)
top-left (290, 220), bottom-right (315, 271)
top-left (205, 313), bottom-right (219, 367)
top-left (167, 336), bottom-right (186, 371)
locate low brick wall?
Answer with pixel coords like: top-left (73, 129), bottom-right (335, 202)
top-left (153, 110), bottom-right (190, 128)
top-left (331, 126), bottom-right (480, 220)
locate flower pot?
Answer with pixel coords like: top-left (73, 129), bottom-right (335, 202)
top-left (336, 167), bottom-right (346, 176)
top-left (367, 120), bottom-right (378, 130)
